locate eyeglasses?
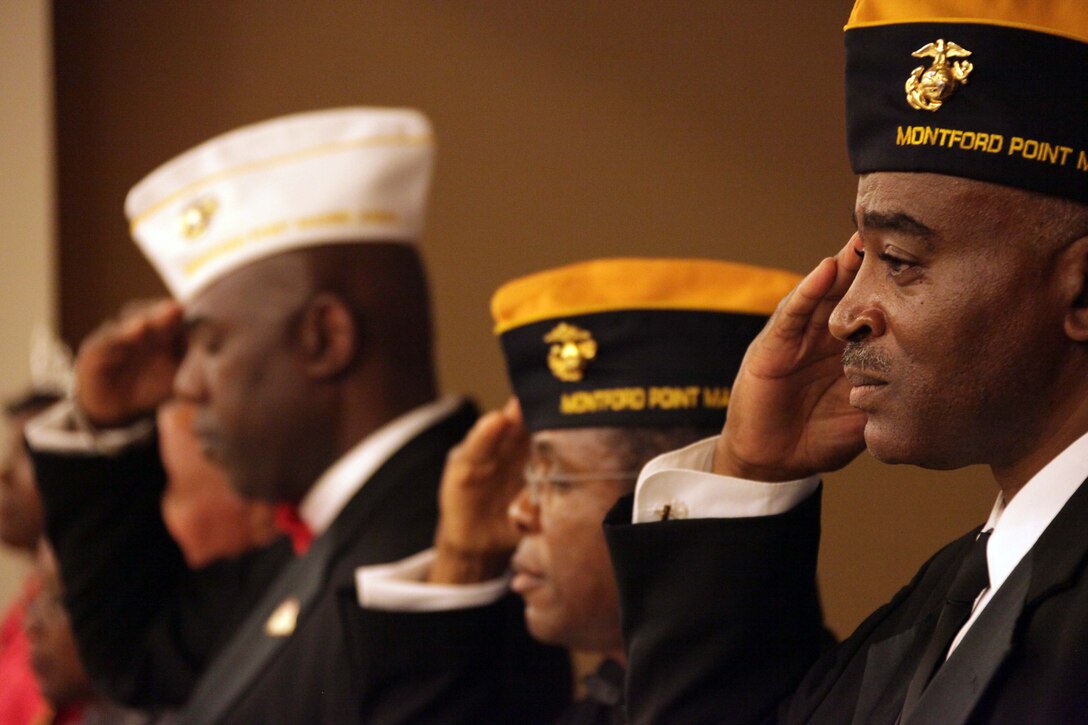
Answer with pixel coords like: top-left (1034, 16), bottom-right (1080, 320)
top-left (522, 463), bottom-right (639, 506)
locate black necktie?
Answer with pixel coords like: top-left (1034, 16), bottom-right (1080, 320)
top-left (900, 529), bottom-right (992, 721)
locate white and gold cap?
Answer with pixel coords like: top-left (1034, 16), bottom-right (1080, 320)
top-left (125, 107), bottom-right (435, 302)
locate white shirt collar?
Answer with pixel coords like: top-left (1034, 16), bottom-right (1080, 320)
top-left (298, 396), bottom-right (465, 535)
top-left (982, 429), bottom-right (1088, 593)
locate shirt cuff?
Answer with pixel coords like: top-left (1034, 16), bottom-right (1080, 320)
top-left (632, 436), bottom-right (820, 523)
top-left (356, 548), bottom-right (510, 612)
top-left (24, 400), bottom-right (155, 457)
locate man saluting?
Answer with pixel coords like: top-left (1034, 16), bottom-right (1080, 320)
top-left (605, 2), bottom-right (1088, 723)
top-left (28, 108), bottom-right (569, 724)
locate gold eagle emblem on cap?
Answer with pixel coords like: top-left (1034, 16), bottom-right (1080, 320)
top-left (177, 195), bottom-right (220, 240)
top-left (544, 323), bottom-right (597, 382)
top-left (905, 39), bottom-right (973, 112)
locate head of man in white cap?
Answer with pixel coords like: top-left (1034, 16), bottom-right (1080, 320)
top-left (121, 107), bottom-right (439, 503)
top-left (28, 108), bottom-right (571, 725)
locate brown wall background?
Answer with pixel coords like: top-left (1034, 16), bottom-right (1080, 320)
top-left (0, 0), bottom-right (55, 610)
top-left (52, 0), bottom-right (996, 639)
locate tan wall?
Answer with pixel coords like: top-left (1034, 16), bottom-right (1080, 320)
top-left (0, 0), bottom-right (56, 608)
top-left (52, 0), bottom-right (996, 638)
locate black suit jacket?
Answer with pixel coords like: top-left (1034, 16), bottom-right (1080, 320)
top-left (604, 478), bottom-right (1088, 724)
top-left (34, 402), bottom-right (571, 724)
top-left (555, 658), bottom-right (626, 725)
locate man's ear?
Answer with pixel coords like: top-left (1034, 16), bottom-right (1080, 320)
top-left (1062, 235), bottom-right (1088, 342)
top-left (297, 293), bottom-right (358, 378)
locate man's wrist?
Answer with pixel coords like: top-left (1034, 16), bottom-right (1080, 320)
top-left (71, 383), bottom-right (156, 430)
top-left (712, 437), bottom-right (815, 483)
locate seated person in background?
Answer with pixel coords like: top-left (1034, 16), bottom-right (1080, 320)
top-left (156, 401), bottom-right (279, 568)
top-left (5, 390), bottom-right (279, 725)
top-left (603, 2), bottom-right (1088, 723)
top-left (21, 397), bottom-right (284, 725)
top-left (1, 389), bottom-right (62, 725)
top-left (24, 540), bottom-right (155, 725)
top-left (27, 107), bottom-right (569, 724)
top-left (359, 258), bottom-right (801, 725)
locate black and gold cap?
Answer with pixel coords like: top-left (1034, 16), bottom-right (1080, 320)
top-left (491, 258), bottom-right (801, 432)
top-left (845, 0), bottom-right (1088, 203)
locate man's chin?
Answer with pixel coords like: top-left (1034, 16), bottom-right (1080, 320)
top-left (226, 475), bottom-right (267, 501)
top-left (524, 607), bottom-right (567, 648)
top-left (862, 424), bottom-right (916, 465)
top-left (864, 426), bottom-right (966, 470)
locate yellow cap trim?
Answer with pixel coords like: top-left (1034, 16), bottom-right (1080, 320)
top-left (845, 0), bottom-right (1088, 44)
top-left (491, 258), bottom-right (801, 334)
top-left (129, 133), bottom-right (433, 233)
top-left (179, 209), bottom-right (402, 277)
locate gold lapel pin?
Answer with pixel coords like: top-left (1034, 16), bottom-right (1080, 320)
top-left (264, 596), bottom-right (301, 637)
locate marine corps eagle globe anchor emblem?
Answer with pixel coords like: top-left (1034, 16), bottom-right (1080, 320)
top-left (905, 39), bottom-right (973, 111)
top-left (544, 323), bottom-right (597, 382)
top-left (177, 195), bottom-right (220, 240)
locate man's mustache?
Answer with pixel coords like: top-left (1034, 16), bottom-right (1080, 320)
top-left (841, 342), bottom-right (891, 374)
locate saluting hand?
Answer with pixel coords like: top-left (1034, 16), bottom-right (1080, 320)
top-left (714, 236), bottom-right (868, 481)
top-left (429, 398), bottom-right (528, 584)
top-left (74, 299), bottom-right (186, 428)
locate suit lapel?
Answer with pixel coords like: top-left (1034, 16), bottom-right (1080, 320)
top-left (902, 475), bottom-right (1088, 724)
top-left (1022, 475), bottom-right (1088, 607)
top-left (901, 556), bottom-right (1030, 725)
top-left (850, 621), bottom-right (929, 725)
top-left (178, 531), bottom-right (336, 725)
top-left (177, 402), bottom-right (478, 724)
top-left (846, 532), bottom-right (975, 725)
top-left (848, 476), bottom-right (1088, 725)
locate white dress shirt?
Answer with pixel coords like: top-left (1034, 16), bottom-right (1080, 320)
top-left (300, 395), bottom-right (464, 536)
top-left (630, 430), bottom-right (1088, 651)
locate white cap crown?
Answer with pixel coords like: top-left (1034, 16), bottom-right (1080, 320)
top-left (125, 107), bottom-right (434, 301)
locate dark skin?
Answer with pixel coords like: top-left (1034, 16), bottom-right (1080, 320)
top-left (24, 541), bottom-right (98, 709)
top-left (507, 427), bottom-right (633, 661)
top-left (429, 398), bottom-right (527, 584)
top-left (714, 172), bottom-right (1088, 502)
top-left (429, 399), bottom-right (706, 661)
top-left (428, 401), bottom-right (633, 660)
top-left (74, 242), bottom-right (437, 504)
top-left (0, 411), bottom-right (47, 551)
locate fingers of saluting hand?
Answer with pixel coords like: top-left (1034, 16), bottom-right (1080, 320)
top-left (772, 235), bottom-right (862, 343)
top-left (75, 299), bottom-right (185, 426)
top-left (116, 299), bottom-right (185, 350)
top-left (455, 401), bottom-right (528, 468)
top-left (84, 299), bottom-right (183, 359)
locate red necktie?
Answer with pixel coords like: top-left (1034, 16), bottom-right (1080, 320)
top-left (274, 504), bottom-right (314, 556)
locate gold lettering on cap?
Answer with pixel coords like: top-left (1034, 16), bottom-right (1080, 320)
top-left (544, 323), bottom-right (597, 382)
top-left (905, 39), bottom-right (973, 112)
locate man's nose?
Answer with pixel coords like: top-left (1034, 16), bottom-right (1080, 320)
top-left (507, 486), bottom-right (541, 534)
top-left (828, 276), bottom-right (886, 343)
top-left (173, 350), bottom-right (206, 403)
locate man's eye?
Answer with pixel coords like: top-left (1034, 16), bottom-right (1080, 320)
top-left (547, 479), bottom-right (576, 495)
top-left (195, 335), bottom-right (223, 355)
top-left (878, 251), bottom-right (911, 274)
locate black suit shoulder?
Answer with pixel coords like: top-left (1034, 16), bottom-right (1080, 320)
top-left (34, 404), bottom-right (572, 724)
top-left (604, 488), bottom-right (827, 725)
top-left (33, 432), bottom-right (288, 706)
top-left (606, 477), bottom-right (1088, 725)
